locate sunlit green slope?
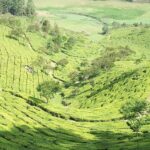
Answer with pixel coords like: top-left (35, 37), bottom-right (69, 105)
top-left (0, 10), bottom-right (150, 150)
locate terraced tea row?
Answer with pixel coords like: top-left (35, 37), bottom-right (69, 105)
top-left (1, 92), bottom-right (150, 150)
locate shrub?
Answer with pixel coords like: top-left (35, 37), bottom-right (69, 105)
top-left (133, 23), bottom-right (139, 27)
top-left (47, 26), bottom-right (63, 54)
top-left (51, 23), bottom-right (60, 36)
top-left (68, 71), bottom-right (80, 83)
top-left (79, 67), bottom-right (99, 81)
top-left (101, 24), bottom-right (108, 35)
top-left (7, 16), bottom-right (22, 28)
top-left (92, 56), bottom-right (114, 70)
top-left (121, 23), bottom-right (127, 27)
top-left (64, 36), bottom-right (76, 50)
top-left (80, 60), bottom-right (88, 67)
top-left (41, 19), bottom-right (51, 34)
top-left (47, 37), bottom-right (60, 54)
top-left (9, 27), bottom-right (23, 40)
top-left (112, 21), bottom-right (121, 29)
top-left (31, 56), bottom-right (45, 68)
top-left (57, 58), bottom-right (69, 67)
top-left (0, 15), bottom-right (10, 25)
top-left (71, 88), bottom-right (80, 96)
top-left (27, 22), bottom-right (40, 32)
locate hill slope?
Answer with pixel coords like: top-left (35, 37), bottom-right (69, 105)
top-left (0, 1), bottom-right (150, 149)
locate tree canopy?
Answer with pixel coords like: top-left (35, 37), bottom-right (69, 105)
top-left (37, 81), bottom-right (61, 103)
top-left (120, 100), bottom-right (149, 132)
top-left (0, 0), bottom-right (35, 16)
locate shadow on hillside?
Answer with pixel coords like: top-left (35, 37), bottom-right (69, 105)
top-left (0, 125), bottom-right (150, 150)
top-left (67, 69), bottom-right (138, 99)
top-left (87, 70), bottom-right (138, 98)
top-left (29, 96), bottom-right (45, 104)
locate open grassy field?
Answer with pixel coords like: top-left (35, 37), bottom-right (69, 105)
top-left (36, 0), bottom-right (150, 38)
top-left (0, 0), bottom-right (150, 149)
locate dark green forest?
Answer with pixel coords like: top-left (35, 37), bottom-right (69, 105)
top-left (0, 0), bottom-right (35, 16)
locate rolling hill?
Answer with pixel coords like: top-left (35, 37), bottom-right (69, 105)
top-left (0, 0), bottom-right (150, 149)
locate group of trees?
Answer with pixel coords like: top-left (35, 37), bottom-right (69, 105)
top-left (0, 0), bottom-right (35, 16)
top-left (91, 46), bottom-right (134, 71)
top-left (68, 46), bottom-right (134, 86)
top-left (6, 16), bottom-right (76, 55)
top-left (46, 23), bottom-right (76, 54)
top-left (27, 19), bottom-right (76, 54)
top-left (46, 24), bottom-right (62, 53)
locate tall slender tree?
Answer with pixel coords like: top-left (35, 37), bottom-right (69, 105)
top-left (26, 0), bottom-right (35, 16)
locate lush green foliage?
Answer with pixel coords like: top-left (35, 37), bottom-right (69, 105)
top-left (0, 0), bottom-right (35, 16)
top-left (121, 100), bottom-right (149, 119)
top-left (120, 100), bottom-right (149, 132)
top-left (0, 0), bottom-right (150, 149)
top-left (37, 81), bottom-right (61, 103)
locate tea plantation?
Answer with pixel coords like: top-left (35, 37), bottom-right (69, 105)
top-left (0, 0), bottom-right (150, 149)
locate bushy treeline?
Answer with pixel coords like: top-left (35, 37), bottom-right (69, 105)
top-left (29, 19), bottom-right (77, 54)
top-left (125, 0), bottom-right (150, 2)
top-left (0, 0), bottom-right (35, 16)
top-left (68, 46), bottom-right (134, 86)
top-left (0, 14), bottom-right (76, 57)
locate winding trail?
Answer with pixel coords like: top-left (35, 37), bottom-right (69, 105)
top-left (69, 12), bottom-right (104, 24)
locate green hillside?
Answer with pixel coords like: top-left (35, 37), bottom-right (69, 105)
top-left (0, 0), bottom-right (150, 150)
